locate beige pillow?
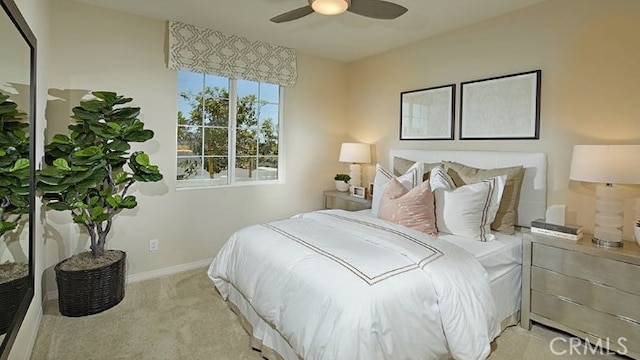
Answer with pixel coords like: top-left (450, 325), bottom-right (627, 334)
top-left (443, 161), bottom-right (525, 235)
top-left (393, 157), bottom-right (441, 181)
top-left (377, 177), bottom-right (437, 236)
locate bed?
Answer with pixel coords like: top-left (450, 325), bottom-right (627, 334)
top-left (208, 149), bottom-right (547, 360)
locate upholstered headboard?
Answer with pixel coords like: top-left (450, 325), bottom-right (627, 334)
top-left (389, 149), bottom-right (547, 228)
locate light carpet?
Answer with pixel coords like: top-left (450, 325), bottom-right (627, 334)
top-left (31, 268), bottom-right (621, 359)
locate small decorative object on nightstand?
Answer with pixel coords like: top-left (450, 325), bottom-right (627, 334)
top-left (324, 190), bottom-right (371, 211)
top-left (521, 231), bottom-right (640, 358)
top-left (334, 173), bottom-right (351, 192)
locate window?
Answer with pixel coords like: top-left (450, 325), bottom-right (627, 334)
top-left (176, 70), bottom-right (282, 187)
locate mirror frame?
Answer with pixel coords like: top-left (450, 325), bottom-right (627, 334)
top-left (0, 0), bottom-right (36, 358)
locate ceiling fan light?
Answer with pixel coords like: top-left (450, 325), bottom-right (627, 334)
top-left (311, 0), bottom-right (349, 15)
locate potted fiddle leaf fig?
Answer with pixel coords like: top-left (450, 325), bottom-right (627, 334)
top-left (0, 93), bottom-right (30, 239)
top-left (37, 91), bottom-right (163, 317)
top-left (0, 93), bottom-right (30, 332)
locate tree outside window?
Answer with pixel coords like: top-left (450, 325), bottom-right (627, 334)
top-left (176, 72), bottom-right (280, 186)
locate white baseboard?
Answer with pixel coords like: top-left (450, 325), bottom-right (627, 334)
top-left (46, 258), bottom-right (213, 301)
top-left (21, 309), bottom-right (42, 360)
top-left (127, 258), bottom-right (212, 284)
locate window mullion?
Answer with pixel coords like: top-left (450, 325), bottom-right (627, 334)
top-left (277, 86), bottom-right (284, 182)
top-left (200, 73), bottom-right (206, 179)
top-left (228, 79), bottom-right (238, 185)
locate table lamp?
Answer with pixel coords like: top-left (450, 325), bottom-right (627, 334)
top-left (338, 142), bottom-right (371, 187)
top-left (569, 145), bottom-right (640, 247)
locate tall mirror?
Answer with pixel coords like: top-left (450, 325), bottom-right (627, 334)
top-left (0, 0), bottom-right (36, 358)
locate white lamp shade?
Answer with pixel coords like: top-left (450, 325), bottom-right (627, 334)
top-left (311, 0), bottom-right (349, 15)
top-left (569, 145), bottom-right (640, 185)
top-left (338, 143), bottom-right (371, 164)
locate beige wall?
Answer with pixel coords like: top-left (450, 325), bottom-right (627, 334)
top-left (43, 0), bottom-right (348, 291)
top-left (347, 0), bottom-right (640, 238)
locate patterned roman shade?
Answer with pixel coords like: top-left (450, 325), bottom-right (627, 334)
top-left (167, 21), bottom-right (297, 87)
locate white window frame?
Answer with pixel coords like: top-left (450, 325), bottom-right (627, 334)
top-left (176, 72), bottom-right (285, 190)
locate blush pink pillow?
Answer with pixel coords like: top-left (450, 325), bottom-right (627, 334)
top-left (377, 178), bottom-right (437, 236)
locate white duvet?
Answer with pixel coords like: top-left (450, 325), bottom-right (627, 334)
top-left (208, 210), bottom-right (500, 360)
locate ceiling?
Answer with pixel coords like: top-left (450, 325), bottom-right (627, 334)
top-left (76, 0), bottom-right (547, 62)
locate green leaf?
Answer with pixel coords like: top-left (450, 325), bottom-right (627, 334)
top-left (89, 196), bottom-right (100, 206)
top-left (46, 202), bottom-right (71, 211)
top-left (106, 140), bottom-right (130, 152)
top-left (134, 152), bottom-right (150, 166)
top-left (114, 171), bottom-right (128, 185)
top-left (38, 183), bottom-right (69, 193)
top-left (111, 107), bottom-right (140, 120)
top-left (72, 106), bottom-right (103, 121)
top-left (90, 206), bottom-right (104, 218)
top-left (73, 146), bottom-right (101, 158)
top-left (0, 221), bottom-right (18, 237)
top-left (91, 91), bottom-right (118, 104)
top-left (10, 158), bottom-right (29, 172)
top-left (72, 201), bottom-right (88, 209)
top-left (95, 213), bottom-right (110, 222)
top-left (105, 195), bottom-right (120, 208)
top-left (106, 122), bottom-right (121, 131)
top-left (72, 214), bottom-right (88, 224)
top-left (0, 102), bottom-right (18, 115)
top-left (53, 158), bottom-right (71, 171)
top-left (120, 196), bottom-right (137, 209)
top-left (80, 99), bottom-right (107, 112)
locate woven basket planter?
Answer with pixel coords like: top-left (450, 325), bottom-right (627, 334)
top-left (54, 250), bottom-right (126, 317)
top-left (0, 275), bottom-right (28, 333)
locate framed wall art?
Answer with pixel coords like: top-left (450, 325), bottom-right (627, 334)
top-left (400, 84), bottom-right (455, 140)
top-left (460, 70), bottom-right (541, 140)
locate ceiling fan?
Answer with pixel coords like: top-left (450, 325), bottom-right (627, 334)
top-left (270, 0), bottom-right (408, 23)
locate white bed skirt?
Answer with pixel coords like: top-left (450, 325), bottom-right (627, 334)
top-left (218, 265), bottom-right (521, 360)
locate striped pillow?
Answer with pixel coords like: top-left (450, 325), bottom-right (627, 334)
top-left (442, 161), bottom-right (524, 234)
top-left (431, 167), bottom-right (506, 242)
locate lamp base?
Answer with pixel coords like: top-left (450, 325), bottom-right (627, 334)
top-left (349, 163), bottom-right (362, 187)
top-left (592, 237), bottom-right (624, 248)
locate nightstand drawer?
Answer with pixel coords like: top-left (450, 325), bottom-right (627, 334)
top-left (532, 290), bottom-right (640, 355)
top-left (531, 266), bottom-right (640, 322)
top-left (324, 190), bottom-right (371, 211)
top-left (325, 195), bottom-right (370, 211)
top-left (532, 242), bottom-right (640, 295)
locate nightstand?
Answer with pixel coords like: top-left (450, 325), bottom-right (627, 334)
top-left (324, 190), bottom-right (371, 211)
top-left (521, 231), bottom-right (640, 359)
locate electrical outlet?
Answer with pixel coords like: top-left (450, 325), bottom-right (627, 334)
top-left (149, 239), bottom-right (159, 252)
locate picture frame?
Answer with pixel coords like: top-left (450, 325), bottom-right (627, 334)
top-left (460, 70), bottom-right (541, 140)
top-left (351, 186), bottom-right (366, 199)
top-left (400, 84), bottom-right (455, 140)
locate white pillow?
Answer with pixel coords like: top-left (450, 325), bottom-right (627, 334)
top-left (431, 167), bottom-right (506, 242)
top-left (371, 161), bottom-right (423, 216)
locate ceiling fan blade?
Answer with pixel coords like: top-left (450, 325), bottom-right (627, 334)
top-left (347, 0), bottom-right (408, 19)
top-left (270, 5), bottom-right (315, 23)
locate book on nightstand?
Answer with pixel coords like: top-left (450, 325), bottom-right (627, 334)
top-left (530, 226), bottom-right (584, 240)
top-left (530, 218), bottom-right (584, 240)
top-left (531, 218), bottom-right (583, 234)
